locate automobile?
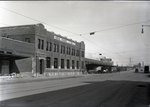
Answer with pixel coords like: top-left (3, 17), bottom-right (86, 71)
top-left (135, 68), bottom-right (139, 73)
top-left (88, 70), bottom-right (98, 74)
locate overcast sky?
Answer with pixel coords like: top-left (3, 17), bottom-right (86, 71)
top-left (0, 1), bottom-right (150, 66)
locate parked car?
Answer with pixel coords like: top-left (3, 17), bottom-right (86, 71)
top-left (135, 68), bottom-right (139, 73)
top-left (88, 70), bottom-right (98, 74)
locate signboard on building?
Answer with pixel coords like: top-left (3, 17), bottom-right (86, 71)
top-left (100, 58), bottom-right (112, 62)
top-left (54, 36), bottom-right (76, 45)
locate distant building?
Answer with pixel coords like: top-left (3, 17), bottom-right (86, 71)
top-left (0, 23), bottom-right (85, 76)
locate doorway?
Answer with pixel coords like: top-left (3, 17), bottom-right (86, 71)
top-left (1, 60), bottom-right (10, 76)
top-left (40, 59), bottom-right (44, 74)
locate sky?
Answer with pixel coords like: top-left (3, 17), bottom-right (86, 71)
top-left (0, 1), bottom-right (150, 66)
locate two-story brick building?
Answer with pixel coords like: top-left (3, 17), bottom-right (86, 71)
top-left (0, 23), bottom-right (85, 76)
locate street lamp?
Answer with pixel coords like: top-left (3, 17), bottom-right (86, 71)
top-left (141, 25), bottom-right (150, 34)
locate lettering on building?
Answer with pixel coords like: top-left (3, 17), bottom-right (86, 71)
top-left (54, 36), bottom-right (76, 45)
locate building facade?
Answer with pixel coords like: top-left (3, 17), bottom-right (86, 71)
top-left (0, 23), bottom-right (85, 76)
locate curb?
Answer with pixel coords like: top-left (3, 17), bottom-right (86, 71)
top-left (0, 74), bottom-right (86, 85)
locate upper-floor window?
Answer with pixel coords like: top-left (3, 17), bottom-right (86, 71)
top-left (76, 50), bottom-right (80, 57)
top-left (82, 51), bottom-right (84, 57)
top-left (54, 44), bottom-right (56, 52)
top-left (38, 39), bottom-right (44, 50)
top-left (57, 44), bottom-right (59, 53)
top-left (68, 47), bottom-right (71, 55)
top-left (63, 46), bottom-right (65, 54)
top-left (72, 49), bottom-right (75, 56)
top-left (46, 42), bottom-right (48, 51)
top-left (38, 39), bottom-right (41, 49)
top-left (61, 46), bottom-right (65, 54)
top-left (61, 45), bottom-right (63, 54)
top-left (41, 40), bottom-right (44, 49)
top-left (46, 42), bottom-right (52, 51)
top-left (66, 47), bottom-right (69, 54)
top-left (72, 49), bottom-right (74, 56)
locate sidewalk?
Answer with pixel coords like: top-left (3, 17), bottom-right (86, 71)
top-left (0, 74), bottom-right (86, 85)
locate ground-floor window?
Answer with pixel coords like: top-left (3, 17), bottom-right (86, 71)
top-left (67, 60), bottom-right (70, 69)
top-left (61, 59), bottom-right (64, 69)
top-left (54, 58), bottom-right (58, 68)
top-left (77, 61), bottom-right (79, 69)
top-left (72, 60), bottom-right (75, 69)
top-left (46, 57), bottom-right (51, 68)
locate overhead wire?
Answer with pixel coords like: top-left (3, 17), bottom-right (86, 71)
top-left (0, 6), bottom-right (79, 35)
top-left (0, 6), bottom-right (126, 59)
top-left (67, 20), bottom-right (150, 37)
top-left (1, 6), bottom-right (149, 61)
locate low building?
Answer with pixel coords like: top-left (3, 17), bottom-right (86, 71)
top-left (0, 23), bottom-right (85, 76)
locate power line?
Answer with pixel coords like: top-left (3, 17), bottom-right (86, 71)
top-left (81, 35), bottom-right (127, 59)
top-left (1, 6), bottom-right (146, 60)
top-left (0, 6), bottom-right (79, 35)
top-left (104, 47), bottom-right (150, 55)
top-left (0, 6), bottom-right (122, 58)
top-left (67, 20), bottom-right (150, 37)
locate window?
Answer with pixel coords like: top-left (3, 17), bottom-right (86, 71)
top-left (68, 48), bottom-right (70, 55)
top-left (66, 47), bottom-right (68, 54)
top-left (46, 57), bottom-right (51, 68)
top-left (49, 43), bottom-right (52, 51)
top-left (46, 42), bottom-right (48, 51)
top-left (54, 58), bottom-right (58, 68)
top-left (67, 60), bottom-right (70, 69)
top-left (57, 44), bottom-right (59, 53)
top-left (38, 39), bottom-right (41, 49)
top-left (61, 46), bottom-right (65, 54)
top-left (38, 39), bottom-right (44, 50)
top-left (61, 45), bottom-right (63, 53)
top-left (77, 61), bottom-right (79, 69)
top-left (76, 50), bottom-right (80, 57)
top-left (72, 60), bottom-right (75, 69)
top-left (72, 49), bottom-right (73, 55)
top-left (46, 42), bottom-right (52, 51)
top-left (82, 51), bottom-right (84, 57)
top-left (61, 59), bottom-right (64, 69)
top-left (66, 47), bottom-right (71, 55)
top-left (41, 40), bottom-right (44, 49)
top-left (74, 49), bottom-right (75, 56)
top-left (54, 44), bottom-right (56, 52)
top-left (63, 46), bottom-right (65, 54)
top-left (25, 38), bottom-right (30, 43)
top-left (72, 49), bottom-right (75, 56)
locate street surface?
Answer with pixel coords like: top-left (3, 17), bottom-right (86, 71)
top-left (0, 70), bottom-right (150, 107)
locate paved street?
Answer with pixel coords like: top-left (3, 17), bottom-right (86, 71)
top-left (0, 70), bottom-right (150, 107)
